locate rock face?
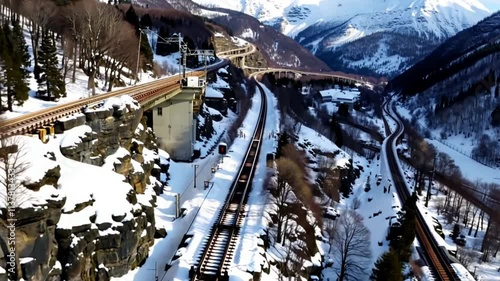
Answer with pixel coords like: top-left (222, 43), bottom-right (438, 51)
top-left (0, 101), bottom-right (169, 281)
top-left (54, 200), bottom-right (155, 281)
top-left (0, 194), bottom-right (65, 281)
top-left (60, 103), bottom-right (143, 167)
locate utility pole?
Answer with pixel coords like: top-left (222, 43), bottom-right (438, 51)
top-left (135, 28), bottom-right (142, 85)
top-left (155, 32), bottom-right (214, 87)
top-left (425, 156), bottom-right (436, 207)
top-left (179, 33), bottom-right (183, 83)
top-left (192, 164), bottom-right (199, 188)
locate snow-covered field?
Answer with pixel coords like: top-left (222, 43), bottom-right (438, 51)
top-left (397, 105), bottom-right (500, 185)
top-left (321, 145), bottom-right (401, 280)
top-left (426, 139), bottom-right (500, 185)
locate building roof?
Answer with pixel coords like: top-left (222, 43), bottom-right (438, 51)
top-left (319, 88), bottom-right (360, 102)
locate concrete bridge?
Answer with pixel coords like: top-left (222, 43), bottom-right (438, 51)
top-left (247, 66), bottom-right (367, 86)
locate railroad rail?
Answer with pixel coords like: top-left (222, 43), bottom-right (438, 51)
top-left (190, 82), bottom-right (267, 281)
top-left (0, 42), bottom-right (260, 139)
top-left (383, 98), bottom-right (460, 281)
top-left (0, 68), bottom-right (208, 138)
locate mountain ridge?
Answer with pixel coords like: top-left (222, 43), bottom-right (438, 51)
top-left (189, 0), bottom-right (497, 77)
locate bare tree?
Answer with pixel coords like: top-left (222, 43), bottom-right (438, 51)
top-left (0, 136), bottom-right (31, 208)
top-left (350, 194), bottom-right (362, 210)
top-left (0, 136), bottom-right (31, 280)
top-left (103, 23), bottom-right (138, 91)
top-left (456, 246), bottom-right (477, 269)
top-left (329, 210), bottom-right (372, 281)
top-left (71, 1), bottom-right (123, 95)
top-left (317, 155), bottom-right (341, 205)
top-left (272, 158), bottom-right (303, 245)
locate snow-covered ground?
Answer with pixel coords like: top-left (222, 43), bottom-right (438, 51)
top-left (321, 148), bottom-right (402, 280)
top-left (388, 100), bottom-right (500, 280)
top-left (115, 84), bottom-right (263, 281)
top-left (229, 83), bottom-right (280, 279)
top-left (0, 97), bottom-right (158, 230)
top-left (426, 139), bottom-right (500, 185)
top-left (0, 19), bottom-right (158, 121)
top-left (396, 104), bottom-right (500, 185)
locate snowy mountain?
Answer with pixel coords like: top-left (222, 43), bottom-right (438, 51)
top-left (190, 0), bottom-right (497, 77)
top-left (133, 0), bottom-right (331, 70)
top-left (388, 11), bottom-right (500, 168)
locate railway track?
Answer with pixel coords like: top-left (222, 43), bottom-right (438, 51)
top-left (190, 82), bottom-right (267, 281)
top-left (0, 44), bottom-right (261, 138)
top-left (382, 98), bottom-right (459, 281)
top-left (0, 69), bottom-right (208, 138)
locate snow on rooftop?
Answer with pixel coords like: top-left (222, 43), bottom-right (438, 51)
top-left (319, 88), bottom-right (360, 102)
top-left (211, 75), bottom-right (230, 89)
top-left (19, 257), bottom-right (34, 264)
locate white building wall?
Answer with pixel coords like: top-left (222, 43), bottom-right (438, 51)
top-left (153, 97), bottom-right (194, 161)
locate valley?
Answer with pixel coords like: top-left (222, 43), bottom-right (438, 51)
top-left (0, 1), bottom-right (499, 281)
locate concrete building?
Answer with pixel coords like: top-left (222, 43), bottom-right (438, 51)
top-left (145, 76), bottom-right (205, 161)
top-left (313, 87), bottom-right (360, 111)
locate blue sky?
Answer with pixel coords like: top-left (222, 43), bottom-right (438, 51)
top-left (481, 0), bottom-right (500, 12)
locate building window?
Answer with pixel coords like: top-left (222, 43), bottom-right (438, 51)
top-left (157, 107), bottom-right (162, 116)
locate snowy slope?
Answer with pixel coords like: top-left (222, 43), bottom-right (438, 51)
top-left (192, 0), bottom-right (492, 38)
top-left (191, 0), bottom-right (496, 77)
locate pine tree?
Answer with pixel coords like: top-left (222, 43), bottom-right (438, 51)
top-left (141, 14), bottom-right (152, 29)
top-left (330, 114), bottom-right (343, 147)
top-left (11, 18), bottom-right (30, 69)
top-left (38, 31), bottom-right (65, 99)
top-left (2, 23), bottom-right (29, 109)
top-left (124, 6), bottom-right (139, 29)
top-left (11, 17), bottom-right (30, 105)
top-left (370, 251), bottom-right (403, 281)
top-left (140, 36), bottom-right (153, 71)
